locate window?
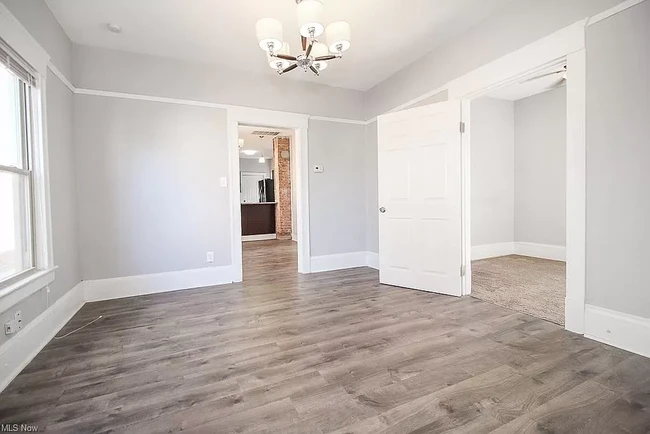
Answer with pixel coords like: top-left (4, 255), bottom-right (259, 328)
top-left (0, 59), bottom-right (35, 285)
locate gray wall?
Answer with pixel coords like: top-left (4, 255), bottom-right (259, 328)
top-left (365, 122), bottom-right (379, 254)
top-left (364, 0), bottom-right (625, 119)
top-left (0, 4), bottom-right (80, 345)
top-left (309, 120), bottom-right (367, 256)
top-left (471, 97), bottom-right (515, 247)
top-left (75, 95), bottom-right (231, 279)
top-left (0, 0), bottom-right (72, 76)
top-left (73, 45), bottom-right (365, 121)
top-left (586, 1), bottom-right (650, 318)
top-left (240, 158), bottom-right (272, 178)
top-left (514, 87), bottom-right (567, 247)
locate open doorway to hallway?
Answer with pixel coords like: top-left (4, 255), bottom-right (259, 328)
top-left (238, 125), bottom-right (298, 280)
top-left (469, 63), bottom-right (567, 325)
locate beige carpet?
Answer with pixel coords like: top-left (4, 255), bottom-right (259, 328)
top-left (472, 255), bottom-right (566, 325)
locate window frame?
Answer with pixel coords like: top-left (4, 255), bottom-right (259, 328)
top-left (0, 10), bottom-right (56, 313)
top-left (0, 76), bottom-right (38, 286)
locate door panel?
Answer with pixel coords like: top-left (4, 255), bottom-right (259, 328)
top-left (378, 100), bottom-right (462, 296)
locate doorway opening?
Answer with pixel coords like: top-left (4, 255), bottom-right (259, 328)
top-left (238, 125), bottom-right (298, 281)
top-left (466, 61), bottom-right (568, 325)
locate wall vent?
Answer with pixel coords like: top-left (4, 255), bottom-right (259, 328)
top-left (252, 130), bottom-right (281, 137)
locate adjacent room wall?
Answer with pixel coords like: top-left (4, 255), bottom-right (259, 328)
top-left (514, 87), bottom-right (567, 247)
top-left (0, 0), bottom-right (72, 76)
top-left (240, 158), bottom-right (272, 178)
top-left (470, 97), bottom-right (515, 248)
top-left (309, 120), bottom-right (367, 257)
top-left (73, 45), bottom-right (366, 121)
top-left (364, 0), bottom-right (625, 119)
top-left (74, 95), bottom-right (231, 280)
top-left (0, 2), bottom-right (80, 346)
top-left (586, 0), bottom-right (650, 318)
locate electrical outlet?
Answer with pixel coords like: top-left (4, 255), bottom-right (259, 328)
top-left (4, 311), bottom-right (23, 335)
top-left (15, 310), bottom-right (22, 331)
top-left (206, 251), bottom-right (214, 263)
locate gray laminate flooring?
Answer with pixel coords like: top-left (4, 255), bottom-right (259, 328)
top-left (0, 240), bottom-right (648, 433)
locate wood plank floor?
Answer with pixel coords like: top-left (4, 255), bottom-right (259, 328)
top-left (1, 240), bottom-right (649, 433)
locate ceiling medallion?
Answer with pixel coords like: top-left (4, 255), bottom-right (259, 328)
top-left (255, 0), bottom-right (351, 76)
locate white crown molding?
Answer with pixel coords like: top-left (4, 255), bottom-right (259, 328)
top-left (587, 0), bottom-right (647, 26)
top-left (83, 265), bottom-right (234, 302)
top-left (584, 304), bottom-right (650, 358)
top-left (0, 281), bottom-right (85, 393)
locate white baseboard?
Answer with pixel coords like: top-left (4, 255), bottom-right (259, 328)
top-left (515, 242), bottom-right (566, 261)
top-left (366, 252), bottom-right (379, 270)
top-left (311, 251), bottom-right (377, 273)
top-left (0, 282), bottom-right (85, 393)
top-left (471, 242), bottom-right (566, 261)
top-left (584, 304), bottom-right (650, 358)
top-left (242, 234), bottom-right (276, 242)
top-left (472, 242), bottom-right (515, 260)
top-left (84, 265), bottom-right (234, 302)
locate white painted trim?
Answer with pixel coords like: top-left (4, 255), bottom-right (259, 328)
top-left (0, 3), bottom-right (50, 75)
top-left (584, 305), bottom-right (650, 358)
top-left (228, 107), bottom-right (311, 279)
top-left (47, 62), bottom-right (75, 93)
top-left (456, 19), bottom-right (586, 333)
top-left (564, 48), bottom-right (587, 334)
top-left (242, 234), bottom-right (277, 242)
top-left (472, 243), bottom-right (515, 260)
top-left (514, 242), bottom-right (566, 262)
top-left (0, 268), bottom-right (56, 314)
top-left (448, 19), bottom-right (586, 100)
top-left (311, 251), bottom-right (375, 273)
top-left (0, 281), bottom-right (84, 393)
top-left (310, 115), bottom-right (368, 125)
top-left (366, 252), bottom-right (379, 270)
top-left (83, 265), bottom-right (234, 302)
top-left (587, 0), bottom-right (647, 26)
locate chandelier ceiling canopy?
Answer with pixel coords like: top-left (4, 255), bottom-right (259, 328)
top-left (255, 0), bottom-right (351, 77)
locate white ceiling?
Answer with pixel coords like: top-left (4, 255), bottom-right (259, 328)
top-left (45, 0), bottom-right (518, 91)
top-left (238, 125), bottom-right (291, 159)
top-left (487, 65), bottom-right (567, 101)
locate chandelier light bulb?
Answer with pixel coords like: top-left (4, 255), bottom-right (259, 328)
top-left (256, 18), bottom-right (283, 52)
top-left (267, 42), bottom-right (291, 70)
top-left (297, 0), bottom-right (324, 38)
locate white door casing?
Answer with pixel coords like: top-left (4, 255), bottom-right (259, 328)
top-left (378, 100), bottom-right (462, 296)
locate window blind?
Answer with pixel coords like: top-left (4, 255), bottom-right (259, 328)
top-left (0, 37), bottom-right (37, 87)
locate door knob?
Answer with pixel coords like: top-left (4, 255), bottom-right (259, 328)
top-left (379, 207), bottom-right (386, 213)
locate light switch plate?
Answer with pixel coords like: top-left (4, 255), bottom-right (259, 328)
top-left (313, 165), bottom-right (324, 173)
top-left (220, 177), bottom-right (228, 187)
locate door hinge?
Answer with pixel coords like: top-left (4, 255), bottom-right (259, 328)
top-left (460, 265), bottom-right (466, 277)
top-left (460, 122), bottom-right (466, 134)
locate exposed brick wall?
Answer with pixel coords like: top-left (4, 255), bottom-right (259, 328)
top-left (273, 137), bottom-right (292, 239)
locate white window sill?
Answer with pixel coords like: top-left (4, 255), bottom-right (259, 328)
top-left (0, 267), bottom-right (57, 313)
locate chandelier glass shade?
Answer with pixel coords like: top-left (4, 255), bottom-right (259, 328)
top-left (255, 0), bottom-right (351, 77)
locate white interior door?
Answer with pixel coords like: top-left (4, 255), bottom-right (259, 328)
top-left (378, 100), bottom-right (462, 296)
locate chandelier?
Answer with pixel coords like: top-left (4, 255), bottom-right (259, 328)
top-left (255, 0), bottom-right (351, 76)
